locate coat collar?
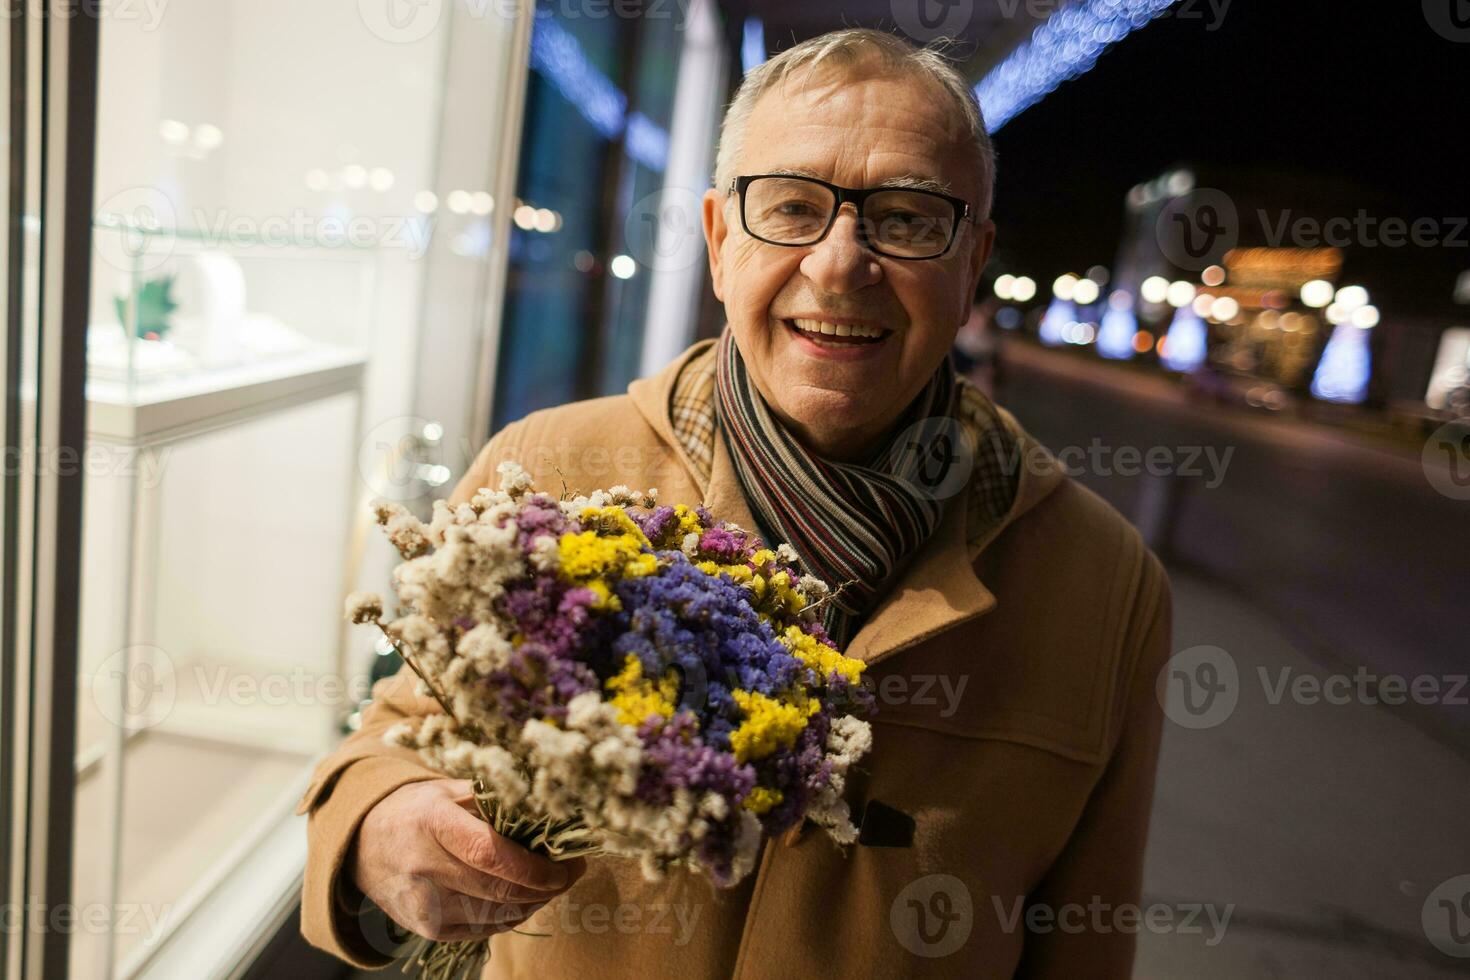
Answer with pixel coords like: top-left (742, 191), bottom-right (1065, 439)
top-left (629, 340), bottom-right (1065, 668)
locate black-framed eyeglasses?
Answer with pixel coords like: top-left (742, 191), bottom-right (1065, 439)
top-left (728, 173), bottom-right (975, 260)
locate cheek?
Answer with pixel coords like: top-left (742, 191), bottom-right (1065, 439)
top-left (727, 243), bottom-right (796, 319)
top-left (892, 263), bottom-right (968, 329)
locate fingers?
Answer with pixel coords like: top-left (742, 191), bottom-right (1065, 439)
top-left (441, 892), bottom-right (548, 931)
top-left (432, 850), bottom-right (555, 906)
top-left (428, 800), bottom-right (572, 894)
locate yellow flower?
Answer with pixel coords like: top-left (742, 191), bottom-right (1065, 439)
top-left (763, 570), bottom-right (806, 616)
top-left (743, 786), bottom-right (784, 815)
top-left (579, 505), bottom-right (651, 544)
top-left (604, 654), bottom-right (679, 727)
top-left (722, 564), bottom-right (754, 584)
top-left (780, 625), bottom-right (865, 686)
top-left (584, 579), bottom-right (620, 611)
top-left (672, 504), bottom-right (704, 537)
top-left (556, 523), bottom-right (657, 608)
top-left (729, 689), bottom-right (817, 763)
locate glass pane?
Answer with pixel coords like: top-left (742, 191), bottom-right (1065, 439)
top-left (492, 6), bottom-right (684, 426)
top-left (72, 2), bottom-right (526, 975)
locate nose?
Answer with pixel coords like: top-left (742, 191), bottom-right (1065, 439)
top-left (798, 205), bottom-right (882, 293)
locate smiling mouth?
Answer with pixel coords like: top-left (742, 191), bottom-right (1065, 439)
top-left (781, 317), bottom-right (892, 347)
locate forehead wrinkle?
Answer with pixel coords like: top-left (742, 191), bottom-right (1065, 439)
top-left (741, 80), bottom-right (977, 204)
top-left (745, 123), bottom-right (949, 183)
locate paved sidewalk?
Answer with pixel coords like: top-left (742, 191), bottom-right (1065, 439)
top-left (1136, 570), bottom-right (1470, 978)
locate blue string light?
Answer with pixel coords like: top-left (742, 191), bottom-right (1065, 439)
top-left (976, 0), bottom-right (1180, 131)
top-left (1038, 298), bottom-right (1075, 347)
top-left (1311, 323), bottom-right (1372, 404)
top-left (1160, 306), bottom-right (1208, 372)
top-left (742, 17), bottom-right (767, 74)
top-left (1097, 304), bottom-right (1139, 360)
top-left (528, 15), bottom-right (669, 171)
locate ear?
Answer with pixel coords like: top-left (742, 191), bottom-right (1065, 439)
top-left (961, 218), bottom-right (997, 315)
top-left (702, 187), bottom-right (728, 302)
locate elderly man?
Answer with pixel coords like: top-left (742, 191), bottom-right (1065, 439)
top-left (300, 28), bottom-right (1171, 979)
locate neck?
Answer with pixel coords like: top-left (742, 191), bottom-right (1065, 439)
top-left (780, 413), bottom-right (896, 463)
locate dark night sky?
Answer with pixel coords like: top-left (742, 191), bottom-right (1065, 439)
top-left (987, 0), bottom-right (1470, 316)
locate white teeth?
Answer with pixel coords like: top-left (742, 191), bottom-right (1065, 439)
top-left (790, 317), bottom-right (885, 340)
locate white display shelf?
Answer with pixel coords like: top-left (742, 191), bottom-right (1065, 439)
top-left (85, 345), bottom-right (367, 445)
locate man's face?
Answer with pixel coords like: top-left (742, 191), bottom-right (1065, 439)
top-left (702, 67), bottom-right (995, 460)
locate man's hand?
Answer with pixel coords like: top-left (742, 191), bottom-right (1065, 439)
top-left (351, 779), bottom-right (585, 942)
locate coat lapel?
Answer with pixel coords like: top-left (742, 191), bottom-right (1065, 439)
top-left (842, 488), bottom-right (996, 667)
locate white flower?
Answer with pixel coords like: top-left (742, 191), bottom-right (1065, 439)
top-left (383, 720), bottom-right (417, 748)
top-left (798, 574), bottom-right (830, 600)
top-left (698, 792), bottom-right (729, 821)
top-left (457, 622), bottom-right (513, 671)
top-left (528, 535), bottom-right (560, 572)
top-left (827, 715), bottom-right (873, 764)
top-left (473, 745), bottom-right (530, 810)
top-left (808, 798), bottom-right (859, 845)
top-left (496, 460), bottom-right (534, 497)
top-left (373, 500), bottom-right (432, 558)
top-left (727, 811), bottom-right (763, 882)
top-left (344, 591), bottom-right (383, 624)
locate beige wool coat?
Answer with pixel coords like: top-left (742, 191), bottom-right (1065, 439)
top-left (299, 340), bottom-right (1173, 979)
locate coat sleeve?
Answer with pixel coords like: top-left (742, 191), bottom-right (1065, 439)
top-left (297, 422), bottom-right (528, 967)
top-left (1013, 549), bottom-right (1173, 979)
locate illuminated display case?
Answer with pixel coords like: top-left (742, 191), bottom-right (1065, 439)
top-left (87, 218), bottom-right (374, 428)
top-left (75, 217), bottom-right (375, 975)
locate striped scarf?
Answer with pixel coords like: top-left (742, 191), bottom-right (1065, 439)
top-left (712, 328), bottom-right (960, 647)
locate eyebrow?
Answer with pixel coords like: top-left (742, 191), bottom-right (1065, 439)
top-left (763, 167), bottom-right (954, 195)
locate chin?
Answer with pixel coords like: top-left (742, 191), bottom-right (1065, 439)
top-left (777, 386), bottom-right (882, 432)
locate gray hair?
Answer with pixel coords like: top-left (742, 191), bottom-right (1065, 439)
top-left (713, 28), bottom-right (996, 220)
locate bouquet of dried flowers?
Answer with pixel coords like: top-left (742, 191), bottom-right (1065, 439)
top-left (345, 462), bottom-right (872, 979)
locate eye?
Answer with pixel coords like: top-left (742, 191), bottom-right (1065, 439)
top-left (774, 200), bottom-right (821, 217)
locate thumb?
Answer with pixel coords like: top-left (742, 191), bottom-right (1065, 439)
top-left (430, 798), bottom-right (570, 892)
top-left (441, 778), bottom-right (477, 808)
